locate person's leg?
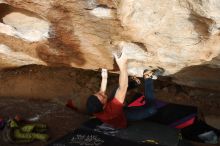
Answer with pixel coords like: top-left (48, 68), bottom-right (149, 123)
top-left (124, 105), bottom-right (157, 121)
top-left (143, 68), bottom-right (164, 104)
top-left (124, 77), bottom-right (157, 121)
top-left (144, 78), bottom-right (155, 104)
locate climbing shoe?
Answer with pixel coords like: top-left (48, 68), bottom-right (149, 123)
top-left (143, 67), bottom-right (164, 80)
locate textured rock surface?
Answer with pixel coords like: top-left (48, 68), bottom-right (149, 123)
top-left (0, 0), bottom-right (220, 90)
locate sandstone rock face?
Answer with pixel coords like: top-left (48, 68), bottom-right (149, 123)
top-left (0, 0), bottom-right (220, 91)
top-left (2, 12), bottom-right (50, 41)
top-left (119, 0), bottom-right (220, 74)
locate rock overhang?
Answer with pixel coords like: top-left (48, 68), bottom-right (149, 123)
top-left (0, 0), bottom-right (219, 91)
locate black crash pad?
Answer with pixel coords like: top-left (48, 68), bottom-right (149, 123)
top-left (82, 119), bottom-right (180, 146)
top-left (48, 128), bottom-right (162, 146)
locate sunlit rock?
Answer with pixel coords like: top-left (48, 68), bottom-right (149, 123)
top-left (2, 12), bottom-right (50, 42)
top-left (0, 22), bottom-right (17, 36)
top-left (0, 0), bottom-right (5, 3)
top-left (118, 0), bottom-right (220, 75)
top-left (0, 44), bottom-right (45, 68)
top-left (90, 7), bottom-right (114, 19)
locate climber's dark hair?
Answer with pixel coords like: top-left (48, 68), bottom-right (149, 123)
top-left (86, 95), bottom-right (103, 115)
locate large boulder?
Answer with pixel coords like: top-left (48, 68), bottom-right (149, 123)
top-left (0, 0), bottom-right (220, 91)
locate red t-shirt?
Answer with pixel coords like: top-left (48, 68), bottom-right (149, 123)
top-left (94, 98), bottom-right (127, 129)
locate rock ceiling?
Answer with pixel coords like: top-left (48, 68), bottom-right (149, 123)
top-left (0, 0), bottom-right (220, 90)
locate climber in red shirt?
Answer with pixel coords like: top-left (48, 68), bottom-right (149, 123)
top-left (86, 50), bottom-right (164, 129)
top-left (86, 50), bottom-right (128, 128)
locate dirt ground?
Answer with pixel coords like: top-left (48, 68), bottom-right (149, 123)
top-left (0, 65), bottom-right (219, 146)
top-left (0, 97), bottom-right (88, 146)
